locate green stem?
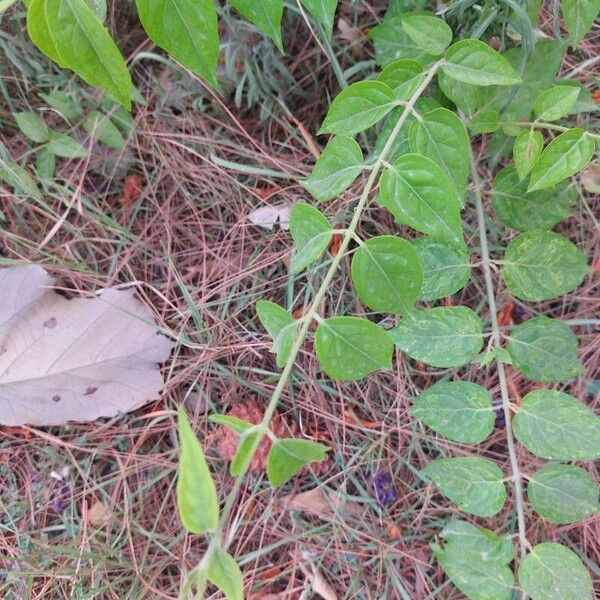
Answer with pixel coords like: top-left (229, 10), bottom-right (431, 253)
top-left (207, 61), bottom-right (442, 564)
top-left (468, 142), bottom-right (529, 595)
top-left (498, 120), bottom-right (600, 140)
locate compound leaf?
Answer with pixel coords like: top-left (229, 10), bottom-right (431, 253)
top-left (502, 230), bottom-right (589, 301)
top-left (506, 316), bottom-right (583, 382)
top-left (315, 316), bottom-right (393, 381)
top-left (513, 390), bottom-right (600, 460)
top-left (422, 457), bottom-right (506, 517)
top-left (390, 307), bottom-right (483, 368)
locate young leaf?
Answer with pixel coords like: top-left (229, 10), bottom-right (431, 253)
top-left (534, 85), bottom-right (580, 121)
top-left (135, 0), bottom-right (220, 90)
top-left (512, 129), bottom-right (544, 180)
top-left (408, 108), bottom-right (469, 204)
top-left (562, 0), bottom-right (600, 46)
top-left (378, 153), bottom-right (463, 246)
top-left (208, 414), bottom-right (253, 434)
top-left (502, 230), bottom-right (589, 301)
top-left (39, 90), bottom-right (83, 120)
top-left (412, 381), bottom-right (495, 443)
top-left (13, 111), bottom-right (49, 143)
top-left (492, 166), bottom-right (577, 232)
top-left (315, 316), bottom-right (393, 381)
top-left (400, 15), bottom-right (452, 55)
top-left (513, 390), bottom-right (600, 460)
top-left (266, 438), bottom-right (329, 487)
top-left (207, 547), bottom-right (244, 600)
top-left (289, 203), bottom-right (333, 273)
top-left (27, 0), bottom-right (132, 109)
top-left (433, 520), bottom-right (514, 600)
top-left (437, 70), bottom-right (495, 117)
top-left (467, 110), bottom-right (500, 134)
top-left (230, 432), bottom-right (260, 476)
top-left (318, 81), bottom-right (397, 136)
top-left (506, 316), bottom-right (584, 382)
top-left (414, 238), bottom-right (471, 301)
top-left (527, 464), bottom-right (598, 524)
top-left (350, 235), bottom-right (422, 315)
top-left (256, 300), bottom-right (297, 368)
top-left (301, 136), bottom-right (363, 202)
top-left (377, 60), bottom-right (426, 101)
top-left (528, 128), bottom-right (595, 191)
top-left (442, 39), bottom-right (522, 86)
top-left (299, 0), bottom-right (337, 39)
top-left (83, 111), bottom-right (125, 148)
top-left (47, 132), bottom-right (87, 158)
top-left (35, 147), bottom-right (56, 179)
top-left (176, 407), bottom-right (219, 534)
top-left (422, 457), bottom-right (506, 517)
top-left (0, 161), bottom-right (41, 200)
top-left (518, 543), bottom-right (593, 600)
top-left (390, 307), bottom-right (483, 368)
top-left (230, 0), bottom-right (284, 52)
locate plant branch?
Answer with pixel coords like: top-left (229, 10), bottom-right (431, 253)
top-left (468, 142), bottom-right (529, 589)
top-left (498, 120), bottom-right (600, 140)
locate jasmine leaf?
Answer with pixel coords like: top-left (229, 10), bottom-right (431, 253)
top-left (289, 203), bottom-right (333, 273)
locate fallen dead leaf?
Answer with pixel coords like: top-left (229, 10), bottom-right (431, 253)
top-left (581, 163), bottom-right (600, 194)
top-left (299, 560), bottom-right (338, 600)
top-left (0, 265), bottom-right (174, 426)
top-left (87, 500), bottom-right (112, 526)
top-left (280, 485), bottom-right (362, 518)
top-left (248, 203), bottom-right (291, 230)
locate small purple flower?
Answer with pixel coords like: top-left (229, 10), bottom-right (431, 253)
top-left (373, 472), bottom-right (396, 507)
top-left (512, 304), bottom-right (529, 324)
top-left (51, 484), bottom-right (72, 514)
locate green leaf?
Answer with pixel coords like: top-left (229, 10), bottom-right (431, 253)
top-left (528, 128), bottom-right (595, 191)
top-left (400, 15), bottom-right (452, 55)
top-left (35, 147), bottom-right (56, 179)
top-left (39, 90), bottom-right (83, 120)
top-left (136, 0), bottom-right (220, 89)
top-left (527, 464), bottom-right (598, 524)
top-left (315, 316), bottom-right (393, 381)
top-left (502, 230), bottom-right (589, 301)
top-left (13, 111), bottom-right (48, 143)
top-left (562, 0), bottom-right (600, 46)
top-left (176, 407), bottom-right (219, 534)
top-left (301, 136), bottom-right (363, 202)
top-left (369, 15), bottom-right (435, 67)
top-left (230, 432), bottom-right (260, 476)
top-left (27, 0), bottom-right (132, 109)
top-left (256, 300), bottom-right (297, 368)
top-left (230, 0), bottom-right (283, 52)
top-left (208, 414), bottom-right (253, 434)
top-left (433, 520), bottom-right (514, 600)
top-left (377, 60), bottom-right (426, 101)
top-left (422, 457), bottom-right (506, 517)
top-left (47, 132), bottom-right (87, 158)
top-left (83, 111), bottom-right (125, 148)
top-left (492, 166), bottom-right (576, 231)
top-left (513, 129), bottom-right (544, 180)
top-left (390, 307), bottom-right (483, 368)
top-left (299, 0), bottom-right (337, 39)
top-left (207, 547), bottom-right (244, 600)
top-left (518, 543), bottom-right (593, 600)
top-left (468, 110), bottom-right (500, 134)
top-left (351, 235), bottom-right (422, 315)
top-left (408, 108), bottom-right (469, 204)
top-left (0, 161), bottom-right (41, 199)
top-left (506, 316), bottom-right (583, 382)
top-left (534, 85), bottom-right (580, 121)
top-left (414, 238), bottom-right (471, 301)
top-left (266, 438), bottom-right (329, 487)
top-left (513, 390), bottom-right (600, 460)
top-left (318, 81), bottom-right (397, 136)
top-left (378, 153), bottom-right (463, 246)
top-left (442, 39), bottom-right (522, 86)
top-left (289, 203), bottom-right (333, 273)
top-left (437, 70), bottom-right (496, 116)
top-left (412, 381), bottom-right (494, 443)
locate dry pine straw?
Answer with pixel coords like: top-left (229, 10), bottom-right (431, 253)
top-left (1, 9), bottom-right (599, 600)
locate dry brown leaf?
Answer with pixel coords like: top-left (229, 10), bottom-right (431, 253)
top-left (0, 265), bottom-right (174, 426)
top-left (87, 500), bottom-right (112, 526)
top-left (280, 486), bottom-right (362, 518)
top-left (248, 203), bottom-right (291, 230)
top-left (300, 561), bottom-right (339, 600)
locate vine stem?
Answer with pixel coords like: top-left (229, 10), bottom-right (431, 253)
top-left (186, 62), bottom-right (444, 585)
top-left (468, 142), bottom-right (529, 594)
top-left (498, 120), bottom-right (600, 141)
